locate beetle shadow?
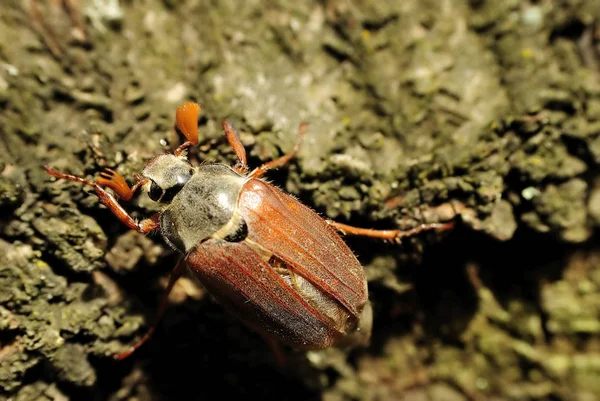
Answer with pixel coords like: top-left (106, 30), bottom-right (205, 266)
top-left (454, 226), bottom-right (575, 341)
top-left (85, 215), bottom-right (587, 400)
top-left (99, 254), bottom-right (324, 401)
top-left (344, 222), bottom-right (479, 357)
top-left (352, 222), bottom-right (579, 362)
top-left (134, 299), bottom-right (323, 400)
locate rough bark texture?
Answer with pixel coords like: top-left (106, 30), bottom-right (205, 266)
top-left (1, 1), bottom-right (600, 400)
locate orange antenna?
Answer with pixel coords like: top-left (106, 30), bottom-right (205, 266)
top-left (176, 102), bottom-right (201, 145)
top-left (96, 168), bottom-right (146, 201)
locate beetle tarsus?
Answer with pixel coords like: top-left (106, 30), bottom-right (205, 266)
top-left (325, 220), bottom-right (454, 243)
top-left (113, 258), bottom-right (187, 361)
top-left (392, 222), bottom-right (454, 243)
top-left (249, 122), bottom-right (307, 179)
top-left (45, 165), bottom-right (93, 187)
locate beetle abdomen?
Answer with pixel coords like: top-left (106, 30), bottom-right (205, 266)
top-left (238, 179), bottom-right (369, 318)
top-left (267, 252), bottom-right (358, 336)
top-left (187, 240), bottom-right (344, 349)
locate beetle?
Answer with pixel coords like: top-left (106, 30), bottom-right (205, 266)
top-left (45, 102), bottom-right (452, 360)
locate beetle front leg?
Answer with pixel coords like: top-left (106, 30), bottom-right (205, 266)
top-left (325, 220), bottom-right (453, 244)
top-left (44, 166), bottom-right (159, 233)
top-left (249, 122), bottom-right (307, 179)
top-left (114, 257), bottom-right (187, 360)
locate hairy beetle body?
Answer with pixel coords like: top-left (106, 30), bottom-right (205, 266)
top-left (155, 159), bottom-right (371, 349)
top-left (45, 101), bottom-right (451, 360)
top-left (187, 177), bottom-right (371, 350)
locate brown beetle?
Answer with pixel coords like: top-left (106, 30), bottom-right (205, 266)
top-left (45, 102), bottom-right (451, 360)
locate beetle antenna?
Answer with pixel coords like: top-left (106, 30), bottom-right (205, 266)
top-left (96, 168), bottom-right (147, 201)
top-left (174, 101), bottom-right (201, 156)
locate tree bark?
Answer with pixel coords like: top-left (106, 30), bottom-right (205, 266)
top-left (1, 1), bottom-right (599, 400)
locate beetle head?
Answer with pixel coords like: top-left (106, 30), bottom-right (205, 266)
top-left (141, 154), bottom-right (194, 203)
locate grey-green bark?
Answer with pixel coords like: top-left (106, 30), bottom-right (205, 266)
top-left (1, 1), bottom-right (599, 400)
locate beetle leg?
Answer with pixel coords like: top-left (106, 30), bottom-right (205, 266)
top-left (44, 166), bottom-right (159, 233)
top-left (174, 141), bottom-right (195, 157)
top-left (27, 0), bottom-right (64, 58)
top-left (114, 258), bottom-right (187, 360)
top-left (222, 120), bottom-right (248, 174)
top-left (249, 122), bottom-right (307, 179)
top-left (325, 220), bottom-right (454, 244)
top-left (262, 335), bottom-right (287, 369)
top-left (64, 0), bottom-right (87, 42)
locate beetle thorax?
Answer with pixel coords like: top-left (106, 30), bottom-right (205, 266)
top-left (159, 164), bottom-right (247, 253)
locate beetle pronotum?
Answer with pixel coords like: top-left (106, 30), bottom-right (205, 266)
top-left (45, 102), bottom-right (452, 360)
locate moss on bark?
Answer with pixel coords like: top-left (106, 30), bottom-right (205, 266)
top-left (1, 1), bottom-right (599, 400)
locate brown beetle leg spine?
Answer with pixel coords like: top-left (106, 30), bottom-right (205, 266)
top-left (113, 258), bottom-right (187, 360)
top-left (325, 220), bottom-right (454, 243)
top-left (44, 166), bottom-right (159, 233)
top-left (249, 122), bottom-right (307, 179)
top-left (222, 120), bottom-right (248, 174)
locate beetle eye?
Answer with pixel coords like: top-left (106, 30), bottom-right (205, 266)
top-left (149, 181), bottom-right (163, 202)
top-left (161, 170), bottom-right (192, 203)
